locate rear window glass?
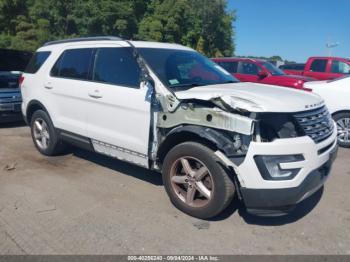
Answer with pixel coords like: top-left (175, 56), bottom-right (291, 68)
top-left (24, 51), bottom-right (51, 74)
top-left (51, 48), bottom-right (94, 80)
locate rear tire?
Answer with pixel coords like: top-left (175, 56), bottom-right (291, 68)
top-left (30, 110), bottom-right (66, 156)
top-left (333, 112), bottom-right (350, 148)
top-left (162, 142), bottom-right (235, 219)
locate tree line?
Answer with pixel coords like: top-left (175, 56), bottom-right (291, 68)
top-left (0, 0), bottom-right (235, 57)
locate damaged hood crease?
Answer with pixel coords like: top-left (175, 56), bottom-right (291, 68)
top-left (174, 82), bottom-right (324, 113)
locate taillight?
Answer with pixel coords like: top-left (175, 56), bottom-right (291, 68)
top-left (19, 75), bottom-right (25, 87)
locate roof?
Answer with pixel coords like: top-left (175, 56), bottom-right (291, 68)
top-left (39, 36), bottom-right (193, 52)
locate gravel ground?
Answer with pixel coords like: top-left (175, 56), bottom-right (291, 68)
top-left (0, 123), bottom-right (349, 255)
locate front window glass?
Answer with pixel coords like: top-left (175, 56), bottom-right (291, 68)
top-left (261, 61), bottom-right (285, 75)
top-left (93, 48), bottom-right (140, 87)
top-left (331, 60), bottom-right (350, 74)
top-left (237, 62), bottom-right (261, 75)
top-left (137, 48), bottom-right (238, 90)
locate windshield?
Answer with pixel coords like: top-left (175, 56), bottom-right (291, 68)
top-left (137, 48), bottom-right (239, 90)
top-left (261, 61), bottom-right (285, 76)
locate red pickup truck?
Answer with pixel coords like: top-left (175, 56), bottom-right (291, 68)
top-left (212, 57), bottom-right (314, 89)
top-left (280, 57), bottom-right (350, 80)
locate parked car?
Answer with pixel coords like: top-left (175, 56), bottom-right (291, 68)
top-left (21, 37), bottom-right (337, 218)
top-left (0, 49), bottom-right (32, 123)
top-left (212, 57), bottom-right (314, 90)
top-left (304, 76), bottom-right (350, 148)
top-left (283, 57), bottom-right (350, 80)
top-left (279, 63), bottom-right (305, 75)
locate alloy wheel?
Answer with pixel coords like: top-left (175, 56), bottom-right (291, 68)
top-left (337, 117), bottom-right (350, 143)
top-left (170, 156), bottom-right (214, 208)
top-left (33, 118), bottom-right (50, 150)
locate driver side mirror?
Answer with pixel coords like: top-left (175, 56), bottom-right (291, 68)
top-left (258, 71), bottom-right (268, 79)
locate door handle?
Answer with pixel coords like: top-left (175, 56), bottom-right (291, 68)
top-left (44, 83), bottom-right (53, 89)
top-left (88, 90), bottom-right (103, 99)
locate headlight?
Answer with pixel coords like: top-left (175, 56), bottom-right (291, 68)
top-left (254, 154), bottom-right (304, 180)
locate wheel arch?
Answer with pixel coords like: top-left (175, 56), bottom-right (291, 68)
top-left (26, 100), bottom-right (50, 124)
top-left (157, 125), bottom-right (238, 165)
top-left (332, 110), bottom-right (350, 117)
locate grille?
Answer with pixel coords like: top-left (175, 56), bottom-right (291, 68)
top-left (294, 106), bottom-right (334, 143)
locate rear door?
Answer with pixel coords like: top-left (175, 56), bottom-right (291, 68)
top-left (304, 59), bottom-right (329, 80)
top-left (85, 44), bottom-right (151, 167)
top-left (46, 47), bottom-right (95, 136)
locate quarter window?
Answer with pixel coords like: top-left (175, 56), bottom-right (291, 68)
top-left (331, 60), bottom-right (350, 74)
top-left (25, 51), bottom-right (51, 74)
top-left (51, 48), bottom-right (94, 80)
top-left (93, 48), bottom-right (140, 87)
top-left (310, 59), bottom-right (327, 72)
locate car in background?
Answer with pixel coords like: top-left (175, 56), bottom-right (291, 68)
top-left (283, 57), bottom-right (350, 80)
top-left (0, 49), bottom-right (32, 123)
top-left (304, 76), bottom-right (350, 148)
top-left (279, 63), bottom-right (305, 75)
top-left (212, 57), bottom-right (314, 90)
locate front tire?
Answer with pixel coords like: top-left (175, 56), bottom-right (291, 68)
top-left (333, 112), bottom-right (350, 148)
top-left (162, 142), bottom-right (235, 219)
top-left (30, 110), bottom-right (65, 156)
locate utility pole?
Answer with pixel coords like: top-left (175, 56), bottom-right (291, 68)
top-left (326, 42), bottom-right (339, 56)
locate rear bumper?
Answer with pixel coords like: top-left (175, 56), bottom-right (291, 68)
top-left (0, 102), bottom-right (23, 123)
top-left (0, 111), bottom-right (23, 123)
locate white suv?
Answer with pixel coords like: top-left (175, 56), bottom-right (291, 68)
top-left (21, 37), bottom-right (338, 218)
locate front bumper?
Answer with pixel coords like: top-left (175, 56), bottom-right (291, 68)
top-left (235, 122), bottom-right (338, 216)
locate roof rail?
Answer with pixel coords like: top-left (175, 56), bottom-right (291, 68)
top-left (43, 36), bottom-right (124, 46)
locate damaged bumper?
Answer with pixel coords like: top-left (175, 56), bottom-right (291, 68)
top-left (230, 122), bottom-right (338, 216)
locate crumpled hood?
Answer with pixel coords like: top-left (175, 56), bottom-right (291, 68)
top-left (174, 82), bottom-right (324, 113)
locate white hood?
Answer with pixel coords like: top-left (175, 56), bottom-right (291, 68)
top-left (174, 82), bottom-right (324, 113)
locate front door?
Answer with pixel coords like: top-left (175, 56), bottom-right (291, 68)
top-left (86, 45), bottom-right (152, 167)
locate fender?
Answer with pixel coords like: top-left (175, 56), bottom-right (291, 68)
top-left (158, 125), bottom-right (246, 160)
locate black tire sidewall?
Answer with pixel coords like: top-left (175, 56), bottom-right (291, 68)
top-left (333, 112), bottom-right (350, 148)
top-left (30, 110), bottom-right (60, 156)
top-left (162, 142), bottom-right (234, 219)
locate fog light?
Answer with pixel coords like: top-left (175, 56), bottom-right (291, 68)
top-left (254, 155), bottom-right (304, 180)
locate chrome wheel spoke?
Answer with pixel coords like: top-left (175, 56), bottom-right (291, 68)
top-left (171, 175), bottom-right (187, 184)
top-left (195, 167), bottom-right (208, 181)
top-left (180, 158), bottom-right (195, 177)
top-left (186, 186), bottom-right (196, 205)
top-left (34, 121), bottom-right (43, 131)
top-left (195, 181), bottom-right (211, 199)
